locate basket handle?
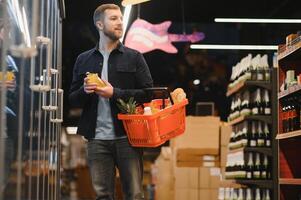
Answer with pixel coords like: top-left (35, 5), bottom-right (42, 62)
top-left (143, 87), bottom-right (174, 109)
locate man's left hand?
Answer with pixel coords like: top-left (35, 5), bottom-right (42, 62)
top-left (94, 80), bottom-right (113, 98)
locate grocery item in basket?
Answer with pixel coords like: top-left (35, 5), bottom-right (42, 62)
top-left (86, 72), bottom-right (107, 89)
top-left (170, 88), bottom-right (186, 103)
top-left (117, 97), bottom-right (137, 114)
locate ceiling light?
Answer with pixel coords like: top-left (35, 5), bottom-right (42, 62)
top-left (121, 0), bottom-right (150, 6)
top-left (214, 18), bottom-right (301, 24)
top-left (190, 44), bottom-right (278, 50)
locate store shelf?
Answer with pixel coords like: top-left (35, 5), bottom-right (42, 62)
top-left (278, 84), bottom-right (301, 100)
top-left (228, 147), bottom-right (272, 156)
top-left (219, 180), bottom-right (246, 188)
top-left (276, 130), bottom-right (301, 140)
top-left (279, 178), bottom-right (301, 185)
top-left (228, 115), bottom-right (272, 126)
top-left (278, 36), bottom-right (301, 62)
top-left (236, 180), bottom-right (273, 189)
top-left (227, 80), bottom-right (271, 97)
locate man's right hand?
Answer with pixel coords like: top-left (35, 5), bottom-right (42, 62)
top-left (84, 77), bottom-right (97, 94)
top-left (0, 79), bottom-right (16, 92)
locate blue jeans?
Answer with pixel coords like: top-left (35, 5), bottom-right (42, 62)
top-left (87, 138), bottom-right (144, 200)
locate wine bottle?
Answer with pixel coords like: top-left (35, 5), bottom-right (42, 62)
top-left (250, 121), bottom-right (257, 147)
top-left (246, 153), bottom-right (254, 179)
top-left (241, 122), bottom-right (248, 147)
top-left (263, 89), bottom-right (271, 115)
top-left (255, 188), bottom-right (261, 200)
top-left (241, 91), bottom-right (251, 116)
top-left (237, 188), bottom-right (244, 200)
top-left (264, 123), bottom-right (271, 147)
top-left (252, 89), bottom-right (262, 115)
top-left (257, 122), bottom-right (265, 147)
top-left (246, 188), bottom-right (253, 200)
top-left (235, 124), bottom-right (242, 149)
top-left (238, 155), bottom-right (246, 179)
top-left (261, 154), bottom-right (269, 179)
top-left (257, 64), bottom-right (265, 81)
top-left (224, 187), bottom-right (230, 200)
top-left (265, 189), bottom-right (271, 200)
top-left (230, 100), bottom-right (235, 121)
top-left (230, 128), bottom-right (236, 150)
top-left (251, 55), bottom-right (259, 81)
top-left (253, 153), bottom-right (261, 179)
top-left (261, 54), bottom-right (270, 81)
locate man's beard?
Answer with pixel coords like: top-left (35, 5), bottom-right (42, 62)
top-left (103, 26), bottom-right (122, 41)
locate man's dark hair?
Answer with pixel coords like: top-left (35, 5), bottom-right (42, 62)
top-left (93, 4), bottom-right (120, 26)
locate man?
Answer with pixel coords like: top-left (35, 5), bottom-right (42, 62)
top-left (69, 4), bottom-right (153, 200)
top-left (0, 19), bottom-right (18, 192)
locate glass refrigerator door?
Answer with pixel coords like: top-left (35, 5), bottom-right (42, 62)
top-left (0, 1), bottom-right (63, 200)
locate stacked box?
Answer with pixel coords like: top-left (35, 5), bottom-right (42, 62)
top-left (152, 117), bottom-right (232, 200)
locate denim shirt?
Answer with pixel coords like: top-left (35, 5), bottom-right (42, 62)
top-left (69, 43), bottom-right (153, 139)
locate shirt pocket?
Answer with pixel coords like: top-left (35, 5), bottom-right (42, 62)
top-left (116, 64), bottom-right (136, 73)
top-left (115, 65), bottom-right (136, 88)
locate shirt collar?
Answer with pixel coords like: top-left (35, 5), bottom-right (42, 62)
top-left (94, 41), bottom-right (125, 53)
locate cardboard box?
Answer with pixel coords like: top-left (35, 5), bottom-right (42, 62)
top-left (177, 160), bottom-right (220, 168)
top-left (199, 167), bottom-right (221, 189)
top-left (175, 188), bottom-right (198, 200)
top-left (170, 116), bottom-right (220, 150)
top-left (174, 167), bottom-right (198, 189)
top-left (220, 123), bottom-right (232, 146)
top-left (155, 186), bottom-right (174, 200)
top-left (199, 167), bottom-right (210, 188)
top-left (211, 188), bottom-right (219, 200)
top-left (177, 149), bottom-right (219, 160)
top-left (199, 189), bottom-right (218, 200)
top-left (220, 146), bottom-right (228, 167)
top-left (199, 189), bottom-right (211, 200)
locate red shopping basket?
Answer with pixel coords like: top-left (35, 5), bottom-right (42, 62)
top-left (117, 88), bottom-right (188, 147)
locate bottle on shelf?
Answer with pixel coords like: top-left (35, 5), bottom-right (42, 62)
top-left (237, 188), bottom-right (244, 200)
top-left (262, 89), bottom-right (271, 115)
top-left (262, 54), bottom-right (271, 82)
top-left (246, 152), bottom-right (254, 179)
top-left (250, 121), bottom-right (257, 147)
top-left (251, 88), bottom-right (262, 115)
top-left (241, 121), bottom-right (248, 147)
top-left (255, 188), bottom-right (261, 200)
top-left (235, 124), bottom-right (242, 149)
top-left (257, 122), bottom-right (265, 147)
top-left (264, 123), bottom-right (271, 147)
top-left (229, 128), bottom-right (236, 149)
top-left (240, 91), bottom-right (251, 116)
top-left (238, 156), bottom-right (246, 179)
top-left (244, 54), bottom-right (252, 81)
top-left (246, 188), bottom-right (253, 200)
top-left (251, 55), bottom-right (259, 81)
top-left (253, 153), bottom-right (261, 179)
top-left (265, 189), bottom-right (271, 200)
top-left (257, 55), bottom-right (265, 81)
top-left (261, 154), bottom-right (270, 179)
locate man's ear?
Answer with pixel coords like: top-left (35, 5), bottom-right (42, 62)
top-left (96, 21), bottom-right (103, 31)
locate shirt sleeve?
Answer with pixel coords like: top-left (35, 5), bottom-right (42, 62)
top-left (68, 55), bottom-right (90, 108)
